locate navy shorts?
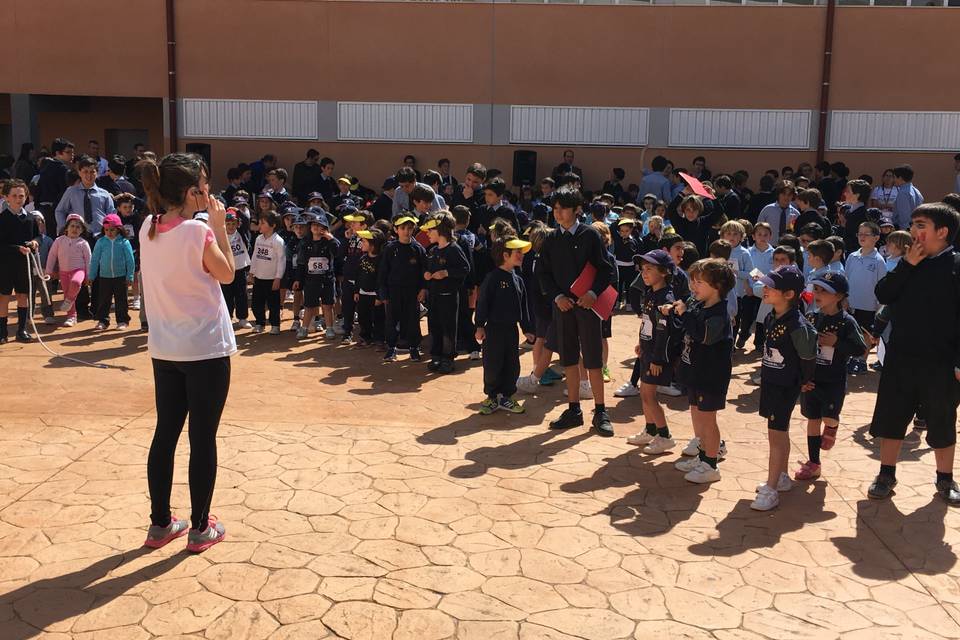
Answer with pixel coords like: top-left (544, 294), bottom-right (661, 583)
top-left (759, 383), bottom-right (801, 431)
top-left (871, 358), bottom-right (959, 449)
top-left (0, 257), bottom-right (30, 295)
top-left (281, 270), bottom-right (295, 291)
top-left (800, 381), bottom-right (845, 421)
top-left (639, 352), bottom-right (673, 386)
top-left (687, 387), bottom-right (726, 412)
top-left (534, 312), bottom-right (551, 340)
top-left (553, 305), bottom-right (603, 370)
top-left (304, 280), bottom-right (336, 307)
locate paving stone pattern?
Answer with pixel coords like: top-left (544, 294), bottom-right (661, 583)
top-left (1, 311), bottom-right (959, 639)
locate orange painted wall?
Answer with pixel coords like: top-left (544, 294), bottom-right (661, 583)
top-left (36, 98), bottom-right (164, 158)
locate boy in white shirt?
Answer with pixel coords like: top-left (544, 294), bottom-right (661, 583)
top-left (222, 210), bottom-right (251, 329)
top-left (248, 211), bottom-right (285, 334)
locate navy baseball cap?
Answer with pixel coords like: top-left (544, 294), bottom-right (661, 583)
top-left (811, 271), bottom-right (849, 295)
top-left (307, 192), bottom-right (324, 201)
top-left (382, 176), bottom-right (398, 190)
top-left (588, 201), bottom-right (609, 217)
top-left (232, 196), bottom-right (248, 205)
top-left (299, 212), bottom-right (317, 225)
top-left (760, 265), bottom-right (805, 295)
top-left (634, 249), bottom-right (675, 269)
top-left (307, 205), bottom-right (329, 218)
top-left (311, 212), bottom-right (331, 228)
top-left (279, 203), bottom-right (302, 216)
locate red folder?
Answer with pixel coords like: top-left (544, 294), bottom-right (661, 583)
top-left (679, 172), bottom-right (716, 200)
top-left (569, 262), bottom-right (619, 321)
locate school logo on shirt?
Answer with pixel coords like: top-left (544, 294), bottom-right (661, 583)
top-left (762, 346), bottom-right (785, 369)
top-left (681, 335), bottom-right (692, 365)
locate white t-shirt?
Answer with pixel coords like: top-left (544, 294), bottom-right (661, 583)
top-left (140, 217), bottom-right (236, 361)
top-left (870, 185), bottom-right (899, 213)
top-left (250, 233), bottom-right (286, 280)
top-left (229, 231), bottom-right (251, 270)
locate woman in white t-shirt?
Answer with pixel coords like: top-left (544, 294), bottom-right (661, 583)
top-left (139, 153), bottom-right (236, 553)
top-left (869, 169), bottom-right (899, 219)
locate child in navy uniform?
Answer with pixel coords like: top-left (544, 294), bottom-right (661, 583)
top-left (612, 218), bottom-right (639, 307)
top-left (796, 272), bottom-right (867, 482)
top-left (337, 210), bottom-right (371, 344)
top-left (475, 236), bottom-right (535, 415)
top-left (379, 215), bottom-right (427, 361)
top-left (452, 205), bottom-right (480, 359)
top-left (294, 212), bottom-right (340, 339)
top-left (627, 249), bottom-right (678, 454)
top-left (669, 258), bottom-right (736, 484)
top-left (753, 265), bottom-right (818, 511)
top-left (869, 203), bottom-right (960, 505)
top-left (222, 210), bottom-right (251, 328)
top-left (422, 211), bottom-right (471, 373)
top-left (354, 229), bottom-right (385, 346)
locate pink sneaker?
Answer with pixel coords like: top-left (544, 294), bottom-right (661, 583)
top-left (144, 515), bottom-right (189, 548)
top-left (821, 425), bottom-right (838, 451)
top-left (186, 516), bottom-right (225, 553)
top-left (794, 460), bottom-right (822, 481)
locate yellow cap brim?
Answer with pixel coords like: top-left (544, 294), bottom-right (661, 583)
top-left (394, 216), bottom-right (417, 226)
top-left (505, 239), bottom-right (532, 254)
top-left (356, 230), bottom-right (374, 239)
top-left (342, 214), bottom-right (364, 222)
top-left (420, 219), bottom-right (439, 231)
top-left (618, 219), bottom-right (636, 226)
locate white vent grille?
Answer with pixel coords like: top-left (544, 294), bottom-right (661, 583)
top-left (509, 106), bottom-right (649, 146)
top-left (181, 99), bottom-right (318, 140)
top-left (668, 109), bottom-right (812, 149)
top-left (337, 102), bottom-right (473, 143)
top-left (829, 111), bottom-right (960, 151)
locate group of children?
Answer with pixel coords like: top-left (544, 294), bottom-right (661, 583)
top-left (6, 157), bottom-right (960, 513)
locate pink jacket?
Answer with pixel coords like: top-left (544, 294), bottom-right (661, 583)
top-left (46, 235), bottom-right (91, 274)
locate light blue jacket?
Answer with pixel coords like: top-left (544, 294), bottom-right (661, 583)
top-left (729, 244), bottom-right (754, 298)
top-left (89, 235), bottom-right (135, 281)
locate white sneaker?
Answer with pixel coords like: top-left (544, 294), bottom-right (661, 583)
top-left (285, 292), bottom-right (294, 302)
top-left (292, 319), bottom-right (301, 332)
top-left (614, 382), bottom-right (640, 397)
top-left (756, 472), bottom-right (792, 493)
top-left (325, 327), bottom-right (336, 339)
top-left (563, 381), bottom-right (594, 399)
top-left (516, 373), bottom-right (540, 395)
top-left (751, 485), bottom-right (780, 511)
top-left (296, 326), bottom-right (308, 339)
top-left (130, 296), bottom-right (141, 310)
top-left (626, 431), bottom-right (655, 446)
top-left (470, 350), bottom-right (482, 360)
top-left (59, 299), bottom-right (73, 312)
top-left (748, 371), bottom-right (762, 385)
top-left (237, 319), bottom-right (251, 329)
top-left (95, 322), bottom-right (107, 331)
top-left (251, 324), bottom-right (264, 334)
top-left (44, 316), bottom-right (56, 325)
top-left (718, 440), bottom-right (728, 461)
top-left (116, 323), bottom-right (128, 331)
top-left (685, 460), bottom-right (721, 484)
top-left (63, 317), bottom-right (76, 327)
top-left (314, 318), bottom-right (324, 331)
top-left (675, 456), bottom-right (701, 472)
top-left (682, 437), bottom-right (701, 457)
top-left (657, 384), bottom-right (683, 397)
top-left (643, 435), bottom-right (676, 455)
top-left (269, 326), bottom-right (280, 335)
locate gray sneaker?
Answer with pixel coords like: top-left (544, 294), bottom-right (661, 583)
top-left (144, 516), bottom-right (189, 549)
top-left (186, 517), bottom-right (225, 553)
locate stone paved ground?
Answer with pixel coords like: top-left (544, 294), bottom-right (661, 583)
top-left (1, 307), bottom-right (959, 640)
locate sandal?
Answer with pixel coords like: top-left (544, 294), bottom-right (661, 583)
top-left (821, 426), bottom-right (838, 451)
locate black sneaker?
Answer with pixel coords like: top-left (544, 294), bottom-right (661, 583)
top-left (936, 480), bottom-right (960, 506)
top-left (409, 348), bottom-right (422, 362)
top-left (16, 330), bottom-right (32, 343)
top-left (427, 359), bottom-right (441, 372)
top-left (592, 410), bottom-right (614, 437)
top-left (913, 418), bottom-right (927, 431)
top-left (438, 359), bottom-right (455, 375)
top-left (868, 474), bottom-right (897, 500)
top-left (735, 337), bottom-right (748, 350)
top-left (549, 408), bottom-right (584, 430)
top-left (383, 347), bottom-right (398, 361)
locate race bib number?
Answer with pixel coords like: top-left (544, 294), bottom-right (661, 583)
top-left (640, 314), bottom-right (653, 340)
top-left (727, 259), bottom-right (738, 275)
top-left (123, 224), bottom-right (135, 238)
top-left (816, 344), bottom-right (835, 366)
top-left (256, 247), bottom-right (272, 261)
top-left (231, 241), bottom-right (245, 257)
top-left (762, 346), bottom-right (785, 369)
top-left (308, 256), bottom-right (329, 275)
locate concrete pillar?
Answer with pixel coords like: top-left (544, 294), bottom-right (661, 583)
top-left (10, 94), bottom-right (39, 155)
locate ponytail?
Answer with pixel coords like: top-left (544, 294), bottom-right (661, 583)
top-left (138, 153), bottom-right (208, 241)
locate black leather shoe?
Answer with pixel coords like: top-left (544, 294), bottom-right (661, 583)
top-left (549, 408), bottom-right (584, 430)
top-left (936, 480), bottom-right (960, 506)
top-left (868, 474), bottom-right (897, 499)
top-left (409, 348), bottom-right (422, 362)
top-left (16, 330), bottom-right (32, 343)
top-left (592, 410), bottom-right (614, 437)
top-left (427, 360), bottom-right (441, 372)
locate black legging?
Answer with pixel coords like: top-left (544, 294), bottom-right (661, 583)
top-left (148, 357), bottom-right (231, 531)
